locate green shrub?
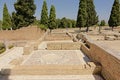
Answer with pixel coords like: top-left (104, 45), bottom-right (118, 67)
top-left (0, 48), bottom-right (6, 54)
top-left (0, 43), bottom-right (6, 54)
top-left (39, 24), bottom-right (47, 31)
top-left (32, 22), bottom-right (47, 31)
top-left (8, 45), bottom-right (14, 49)
top-left (0, 43), bottom-right (5, 49)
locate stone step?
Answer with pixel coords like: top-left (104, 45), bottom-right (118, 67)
top-left (0, 75), bottom-right (104, 80)
top-left (1, 64), bottom-right (101, 75)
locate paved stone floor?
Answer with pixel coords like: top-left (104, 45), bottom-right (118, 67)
top-left (0, 75), bottom-right (104, 80)
top-left (96, 41), bottom-right (120, 53)
top-left (22, 50), bottom-right (90, 65)
top-left (0, 40), bottom-right (103, 80)
top-left (0, 47), bottom-right (23, 70)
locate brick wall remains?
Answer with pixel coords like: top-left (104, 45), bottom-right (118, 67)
top-left (80, 34), bottom-right (120, 80)
top-left (0, 26), bottom-right (44, 41)
top-left (47, 42), bottom-right (82, 50)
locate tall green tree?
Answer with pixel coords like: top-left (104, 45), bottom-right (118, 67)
top-left (100, 20), bottom-right (106, 26)
top-left (67, 20), bottom-right (72, 28)
top-left (0, 20), bottom-right (2, 30)
top-left (98, 20), bottom-right (105, 33)
top-left (76, 0), bottom-right (87, 29)
top-left (108, 0), bottom-right (120, 31)
top-left (56, 19), bottom-right (61, 28)
top-left (71, 20), bottom-right (76, 28)
top-left (12, 0), bottom-right (36, 29)
top-left (86, 0), bottom-right (98, 32)
top-left (48, 5), bottom-right (56, 31)
top-left (59, 17), bottom-right (68, 28)
top-left (40, 0), bottom-right (48, 27)
top-left (56, 18), bottom-right (76, 28)
top-left (2, 3), bottom-right (12, 30)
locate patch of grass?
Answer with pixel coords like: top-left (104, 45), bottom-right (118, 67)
top-left (8, 45), bottom-right (14, 49)
top-left (38, 24), bottom-right (47, 31)
top-left (0, 48), bottom-right (6, 54)
top-left (0, 43), bottom-right (6, 54)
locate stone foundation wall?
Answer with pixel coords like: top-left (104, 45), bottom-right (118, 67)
top-left (47, 42), bottom-right (82, 50)
top-left (44, 34), bottom-right (71, 41)
top-left (90, 43), bottom-right (120, 80)
top-left (80, 34), bottom-right (120, 80)
top-left (0, 26), bottom-right (44, 41)
top-left (23, 30), bottom-right (48, 55)
top-left (1, 62), bottom-right (101, 75)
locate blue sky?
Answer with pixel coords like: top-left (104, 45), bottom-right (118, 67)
top-left (0, 0), bottom-right (114, 22)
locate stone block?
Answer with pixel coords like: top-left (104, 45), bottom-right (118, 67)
top-left (47, 43), bottom-right (61, 50)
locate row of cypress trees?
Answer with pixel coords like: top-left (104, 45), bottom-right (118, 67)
top-left (40, 0), bottom-right (56, 31)
top-left (76, 0), bottom-right (120, 32)
top-left (1, 0), bottom-right (56, 30)
top-left (40, 1), bottom-right (76, 29)
top-left (76, 0), bottom-right (98, 32)
top-left (1, 0), bottom-right (120, 31)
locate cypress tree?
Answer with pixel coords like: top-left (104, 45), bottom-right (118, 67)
top-left (76, 0), bottom-right (87, 29)
top-left (56, 19), bottom-right (61, 28)
top-left (40, 0), bottom-right (48, 27)
top-left (0, 20), bottom-right (2, 30)
top-left (48, 5), bottom-right (56, 31)
top-left (108, 0), bottom-right (120, 31)
top-left (2, 3), bottom-right (12, 30)
top-left (86, 0), bottom-right (98, 32)
top-left (12, 0), bottom-right (36, 29)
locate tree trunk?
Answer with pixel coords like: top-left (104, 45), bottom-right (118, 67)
top-left (99, 26), bottom-right (101, 34)
top-left (112, 27), bottom-right (114, 31)
top-left (11, 27), bottom-right (13, 30)
top-left (50, 29), bottom-right (52, 34)
top-left (86, 26), bottom-right (89, 32)
top-left (79, 27), bottom-right (81, 33)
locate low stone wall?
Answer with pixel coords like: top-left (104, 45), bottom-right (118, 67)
top-left (23, 30), bottom-right (49, 55)
top-left (1, 62), bottom-right (101, 75)
top-left (0, 26), bottom-right (44, 41)
top-left (79, 34), bottom-right (120, 80)
top-left (91, 43), bottom-right (120, 80)
top-left (47, 42), bottom-right (82, 50)
top-left (44, 34), bottom-right (71, 41)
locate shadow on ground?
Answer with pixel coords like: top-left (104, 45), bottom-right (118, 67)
top-left (0, 69), bottom-right (11, 80)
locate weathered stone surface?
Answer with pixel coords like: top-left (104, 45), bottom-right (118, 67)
top-left (80, 34), bottom-right (120, 80)
top-left (0, 26), bottom-right (45, 41)
top-left (47, 42), bottom-right (82, 50)
top-left (0, 75), bottom-right (104, 80)
top-left (104, 36), bottom-right (116, 40)
top-left (76, 33), bottom-right (83, 40)
top-left (47, 43), bottom-right (61, 50)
